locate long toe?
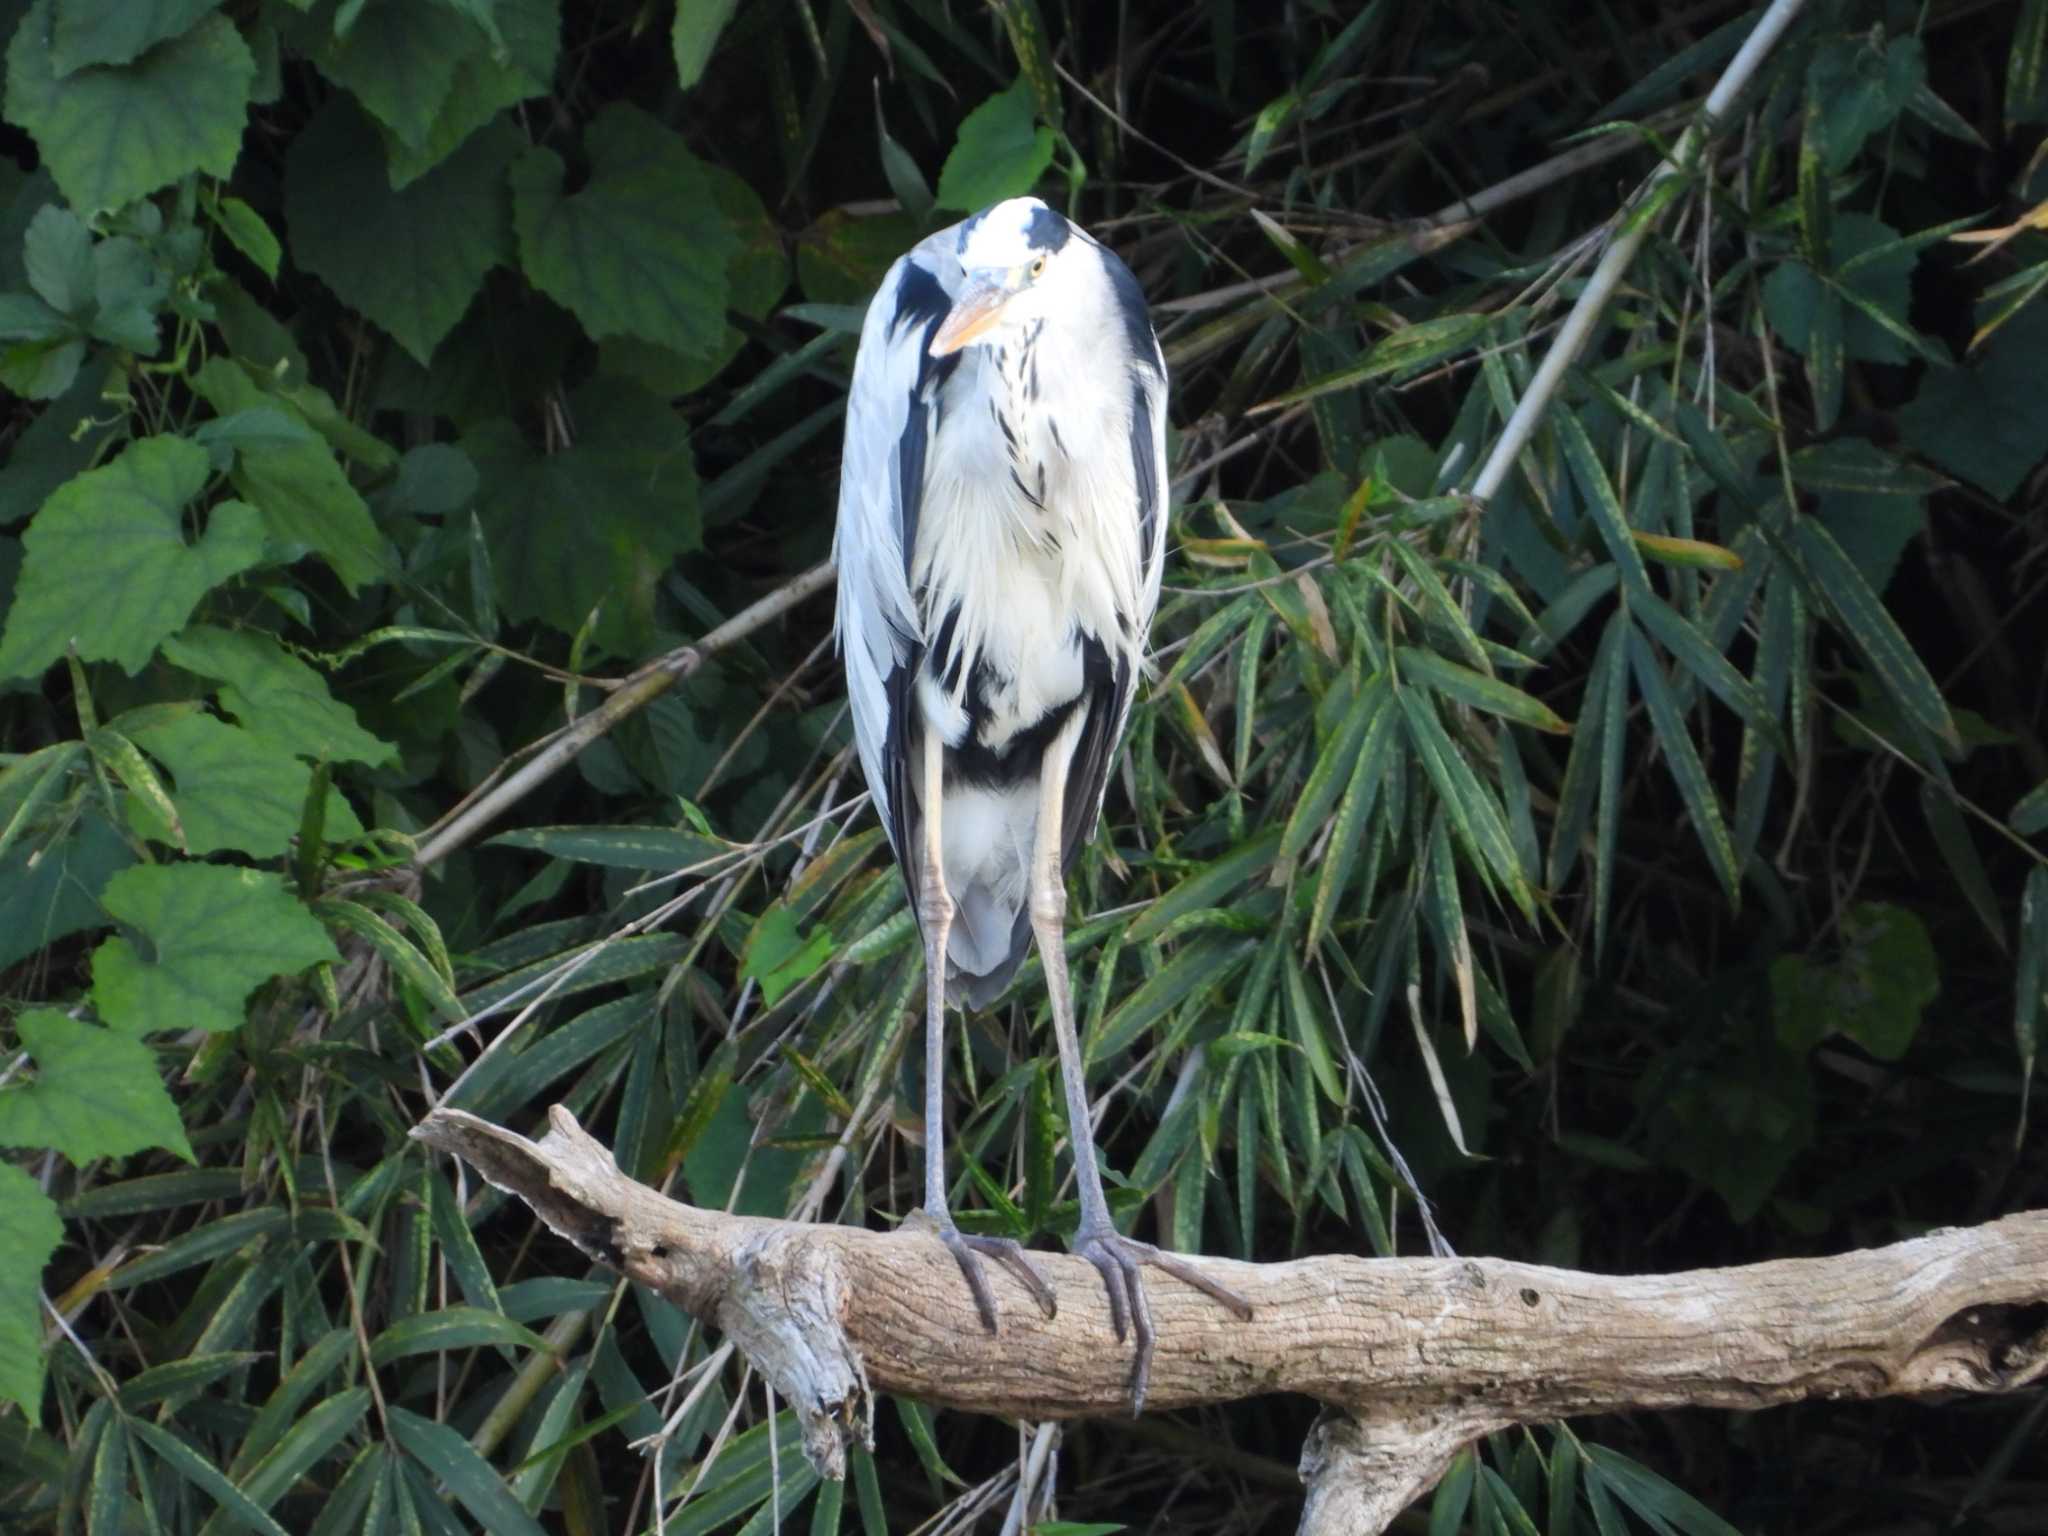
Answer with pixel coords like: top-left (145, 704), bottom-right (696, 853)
top-left (933, 1225), bottom-right (1003, 1333)
top-left (963, 1233), bottom-right (1058, 1319)
top-left (1071, 1228), bottom-right (1253, 1415)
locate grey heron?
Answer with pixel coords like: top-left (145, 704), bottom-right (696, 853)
top-left (834, 196), bottom-right (1252, 1408)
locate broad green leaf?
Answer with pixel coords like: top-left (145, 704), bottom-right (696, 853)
top-left (674, 0), bottom-right (741, 89)
top-left (1773, 902), bottom-right (1939, 1060)
top-left (1763, 214), bottom-right (1930, 367)
top-left (1397, 647), bottom-right (1570, 734)
top-left (935, 77), bottom-right (1056, 212)
top-left (0, 1009), bottom-right (193, 1164)
top-left (162, 626), bottom-right (396, 766)
top-left (1793, 517), bottom-right (1957, 751)
top-left (511, 102), bottom-right (739, 358)
top-left (382, 0), bottom-right (560, 186)
top-left (740, 906), bottom-right (835, 1007)
top-left (0, 435), bottom-right (264, 679)
top-left (466, 377), bottom-right (701, 647)
top-left (4, 5), bottom-right (254, 217)
top-left (1628, 627), bottom-right (1740, 904)
top-left (189, 359), bottom-right (387, 593)
top-left (0, 1162), bottom-right (63, 1417)
top-left (388, 1407), bottom-right (550, 1536)
top-left (286, 100), bottom-right (518, 364)
top-left (368, 1307), bottom-right (549, 1366)
top-left (127, 711), bottom-right (361, 858)
top-left (290, 0), bottom-right (487, 152)
top-left (91, 864), bottom-right (340, 1035)
top-left (488, 823), bottom-right (728, 871)
top-left (1898, 300), bottom-right (2048, 500)
top-left (48, 0), bottom-right (224, 72)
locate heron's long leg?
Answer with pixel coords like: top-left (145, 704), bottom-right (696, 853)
top-left (1030, 707), bottom-right (1252, 1412)
top-left (914, 724), bottom-right (1057, 1332)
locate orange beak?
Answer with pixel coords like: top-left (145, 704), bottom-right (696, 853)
top-left (929, 280), bottom-right (1011, 356)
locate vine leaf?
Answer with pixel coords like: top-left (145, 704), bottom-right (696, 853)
top-left (511, 102), bottom-right (739, 359)
top-left (3, 4), bottom-right (253, 217)
top-left (0, 1163), bottom-right (62, 1417)
top-left (0, 436), bottom-right (265, 680)
top-left (90, 865), bottom-right (339, 1036)
top-left (162, 626), bottom-right (396, 766)
top-left (0, 1008), bottom-right (194, 1165)
top-left (285, 99), bottom-right (518, 365)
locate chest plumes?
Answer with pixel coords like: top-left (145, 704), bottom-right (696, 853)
top-left (910, 323), bottom-right (1149, 715)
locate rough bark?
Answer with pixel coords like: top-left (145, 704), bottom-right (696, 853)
top-left (413, 1105), bottom-right (2048, 1533)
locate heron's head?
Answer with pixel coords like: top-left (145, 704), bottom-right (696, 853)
top-left (929, 197), bottom-right (1074, 357)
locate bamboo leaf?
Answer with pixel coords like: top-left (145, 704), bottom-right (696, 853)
top-left (1628, 626), bottom-right (1741, 904)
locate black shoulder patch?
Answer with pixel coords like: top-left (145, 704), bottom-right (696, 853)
top-left (1129, 375), bottom-right (1160, 566)
top-left (889, 260), bottom-right (952, 339)
top-left (1025, 203), bottom-right (1071, 253)
top-left (1099, 246), bottom-right (1161, 377)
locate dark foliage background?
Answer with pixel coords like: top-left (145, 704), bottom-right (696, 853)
top-left (1, 0), bottom-right (2045, 1531)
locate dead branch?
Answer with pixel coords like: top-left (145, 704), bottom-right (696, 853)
top-left (413, 1104), bottom-right (2048, 1534)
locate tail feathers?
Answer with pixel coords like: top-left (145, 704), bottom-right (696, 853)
top-left (945, 887), bottom-right (1031, 1009)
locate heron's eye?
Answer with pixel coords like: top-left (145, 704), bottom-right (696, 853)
top-left (1029, 255), bottom-right (1047, 279)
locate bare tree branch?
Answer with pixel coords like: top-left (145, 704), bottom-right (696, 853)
top-left (414, 1104), bottom-right (2048, 1534)
top-left (413, 560), bottom-right (837, 868)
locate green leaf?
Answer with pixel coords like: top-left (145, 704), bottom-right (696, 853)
top-left (388, 1407), bottom-right (550, 1536)
top-left (673, 0), bottom-right (741, 89)
top-left (1583, 1447), bottom-right (1743, 1536)
top-left (739, 906), bottom-right (835, 1007)
top-left (511, 101), bottom-right (740, 358)
top-left (2012, 779), bottom-right (2048, 837)
top-left (90, 864), bottom-right (340, 1035)
top-left (1773, 902), bottom-right (1940, 1060)
top-left (162, 626), bottom-right (396, 766)
top-left (380, 0), bottom-right (561, 188)
top-left (1280, 672), bottom-right (1387, 864)
top-left (1763, 214), bottom-right (1931, 367)
top-left (216, 1388), bottom-right (372, 1527)
top-left (4, 4), bottom-right (254, 217)
top-left (0, 1162), bottom-right (63, 1417)
top-left (1899, 300), bottom-right (2048, 500)
top-left (0, 435), bottom-right (265, 679)
top-left (935, 78), bottom-right (1056, 212)
top-left (466, 377), bottom-right (701, 648)
top-left (291, 0), bottom-right (488, 153)
top-left (189, 358), bottom-right (387, 594)
top-left (1397, 647), bottom-right (1571, 734)
top-left (206, 194), bottom-right (281, 281)
top-left (49, 0), bottom-right (225, 73)
top-left (126, 710), bottom-right (361, 858)
top-left (1628, 626), bottom-right (1740, 904)
top-left (0, 1009), bottom-right (194, 1163)
top-left (1088, 937), bottom-right (1257, 1065)
top-left (488, 823), bottom-right (727, 871)
top-left (1555, 410), bottom-right (1653, 598)
top-left (368, 1307), bottom-right (549, 1367)
top-left (123, 1419), bottom-right (292, 1536)
top-left (23, 204), bottom-right (92, 314)
top-left (1793, 516), bottom-right (1957, 751)
top-left (0, 806), bottom-right (133, 973)
top-left (286, 100), bottom-right (518, 365)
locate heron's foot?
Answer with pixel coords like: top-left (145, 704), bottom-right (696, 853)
top-left (1069, 1223), bottom-right (1254, 1415)
top-left (901, 1211), bottom-right (1059, 1332)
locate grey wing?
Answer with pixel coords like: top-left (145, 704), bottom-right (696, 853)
top-left (832, 235), bottom-right (966, 864)
top-left (1061, 334), bottom-right (1171, 876)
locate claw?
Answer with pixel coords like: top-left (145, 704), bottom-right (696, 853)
top-left (1070, 1225), bottom-right (1253, 1415)
top-left (912, 1219), bottom-right (1059, 1332)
